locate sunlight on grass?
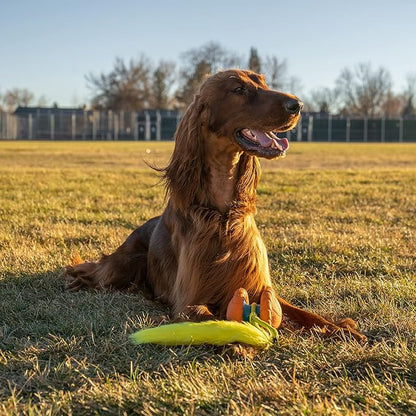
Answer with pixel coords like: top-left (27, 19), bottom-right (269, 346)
top-left (0, 141), bottom-right (415, 415)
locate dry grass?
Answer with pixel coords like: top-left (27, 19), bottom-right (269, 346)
top-left (0, 140), bottom-right (415, 415)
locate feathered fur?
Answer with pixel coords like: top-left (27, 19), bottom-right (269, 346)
top-left (63, 69), bottom-right (366, 341)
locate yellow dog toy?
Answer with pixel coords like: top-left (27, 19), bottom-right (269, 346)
top-left (130, 288), bottom-right (281, 349)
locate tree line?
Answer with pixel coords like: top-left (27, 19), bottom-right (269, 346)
top-left (1, 41), bottom-right (415, 117)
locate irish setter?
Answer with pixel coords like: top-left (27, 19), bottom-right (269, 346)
top-left (64, 69), bottom-right (365, 341)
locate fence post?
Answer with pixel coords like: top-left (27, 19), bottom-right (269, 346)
top-left (307, 115), bottom-right (313, 141)
top-left (328, 114), bottom-right (332, 141)
top-left (71, 112), bottom-right (76, 140)
top-left (363, 117), bottom-right (368, 142)
top-left (145, 111), bottom-right (150, 140)
top-left (114, 113), bottom-right (119, 140)
top-left (83, 111), bottom-right (87, 140)
top-left (6, 113), bottom-right (11, 139)
top-left (50, 113), bottom-right (55, 140)
top-left (28, 113), bottom-right (33, 140)
top-left (120, 111), bottom-right (124, 132)
top-left (156, 110), bottom-right (161, 140)
top-left (107, 110), bottom-right (112, 140)
top-left (92, 111), bottom-right (97, 140)
top-left (133, 112), bottom-right (138, 140)
top-left (399, 118), bottom-right (403, 142)
top-left (346, 118), bottom-right (351, 142)
top-left (296, 116), bottom-right (302, 141)
top-left (381, 117), bottom-right (385, 142)
top-left (5, 113), bottom-right (9, 139)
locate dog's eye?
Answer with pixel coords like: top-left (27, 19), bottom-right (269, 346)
top-left (233, 86), bottom-right (246, 94)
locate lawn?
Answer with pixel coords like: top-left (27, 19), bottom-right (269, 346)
top-left (0, 140), bottom-right (415, 415)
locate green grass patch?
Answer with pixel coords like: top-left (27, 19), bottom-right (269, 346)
top-left (1, 141), bottom-right (415, 415)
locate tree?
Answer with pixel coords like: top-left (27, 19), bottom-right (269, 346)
top-left (381, 91), bottom-right (403, 118)
top-left (262, 56), bottom-right (287, 90)
top-left (402, 96), bottom-right (415, 118)
top-left (180, 41), bottom-right (242, 75)
top-left (335, 63), bottom-right (392, 116)
top-left (149, 60), bottom-right (176, 109)
top-left (176, 60), bottom-right (211, 109)
top-left (37, 95), bottom-right (48, 107)
top-left (86, 56), bottom-right (151, 111)
top-left (402, 73), bottom-right (416, 117)
top-left (176, 42), bottom-right (243, 108)
top-left (248, 47), bottom-right (261, 73)
top-left (3, 88), bottom-right (34, 111)
top-left (309, 87), bottom-right (339, 114)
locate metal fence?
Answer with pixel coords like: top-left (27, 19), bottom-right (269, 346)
top-left (0, 112), bottom-right (17, 139)
top-left (294, 113), bottom-right (416, 142)
top-left (0, 108), bottom-right (181, 140)
top-left (1, 109), bottom-right (416, 142)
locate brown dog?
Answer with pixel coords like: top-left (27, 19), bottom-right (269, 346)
top-left (64, 69), bottom-right (365, 341)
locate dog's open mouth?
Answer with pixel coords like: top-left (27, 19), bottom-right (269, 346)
top-left (235, 129), bottom-right (289, 159)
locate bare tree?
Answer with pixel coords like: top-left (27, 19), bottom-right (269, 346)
top-left (309, 87), bottom-right (339, 113)
top-left (381, 91), bottom-right (404, 118)
top-left (248, 47), bottom-right (261, 73)
top-left (180, 41), bottom-right (242, 74)
top-left (3, 88), bottom-right (34, 111)
top-left (37, 95), bottom-right (48, 107)
top-left (402, 73), bottom-right (416, 117)
top-left (262, 56), bottom-right (287, 90)
top-left (335, 63), bottom-right (392, 116)
top-left (286, 76), bottom-right (304, 97)
top-left (403, 73), bottom-right (416, 98)
top-left (176, 60), bottom-right (211, 109)
top-left (86, 56), bottom-right (151, 111)
top-left (176, 42), bottom-right (243, 108)
top-left (149, 60), bottom-right (176, 109)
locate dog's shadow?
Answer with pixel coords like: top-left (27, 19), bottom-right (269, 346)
top-left (0, 270), bottom-right (230, 378)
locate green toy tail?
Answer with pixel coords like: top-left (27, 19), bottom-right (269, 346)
top-left (248, 303), bottom-right (279, 340)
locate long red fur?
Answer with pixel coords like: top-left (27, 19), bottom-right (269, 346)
top-left (63, 69), bottom-right (366, 341)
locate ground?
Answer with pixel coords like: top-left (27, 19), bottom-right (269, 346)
top-left (0, 141), bottom-right (415, 415)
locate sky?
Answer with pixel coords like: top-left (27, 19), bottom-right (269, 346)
top-left (1, 0), bottom-right (415, 107)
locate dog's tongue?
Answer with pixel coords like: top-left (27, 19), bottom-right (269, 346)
top-left (241, 129), bottom-right (289, 151)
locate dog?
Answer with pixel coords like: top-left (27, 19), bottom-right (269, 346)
top-left (64, 69), bottom-right (365, 341)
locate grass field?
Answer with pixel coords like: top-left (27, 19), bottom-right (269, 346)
top-left (0, 140), bottom-right (415, 415)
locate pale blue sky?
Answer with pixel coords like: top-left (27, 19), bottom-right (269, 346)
top-left (1, 0), bottom-right (415, 106)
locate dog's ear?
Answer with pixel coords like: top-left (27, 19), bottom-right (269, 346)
top-left (163, 95), bottom-right (207, 212)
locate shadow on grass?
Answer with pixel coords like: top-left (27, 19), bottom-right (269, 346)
top-left (0, 270), bottom-right (244, 406)
top-left (0, 270), bottom-right (168, 362)
top-left (0, 270), bottom-right (229, 374)
top-left (1, 270), bottom-right (415, 415)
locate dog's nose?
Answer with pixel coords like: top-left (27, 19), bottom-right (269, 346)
top-left (284, 98), bottom-right (303, 114)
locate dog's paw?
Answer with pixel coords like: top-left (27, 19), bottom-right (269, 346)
top-left (318, 321), bottom-right (367, 343)
top-left (60, 262), bottom-right (99, 291)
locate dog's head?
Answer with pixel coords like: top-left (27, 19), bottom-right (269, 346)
top-left (166, 69), bottom-right (303, 210)
top-left (198, 69), bottom-right (303, 159)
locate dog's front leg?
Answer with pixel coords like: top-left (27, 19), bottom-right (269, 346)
top-left (173, 305), bottom-right (215, 322)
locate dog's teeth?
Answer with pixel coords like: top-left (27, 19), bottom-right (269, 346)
top-left (270, 138), bottom-right (283, 151)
